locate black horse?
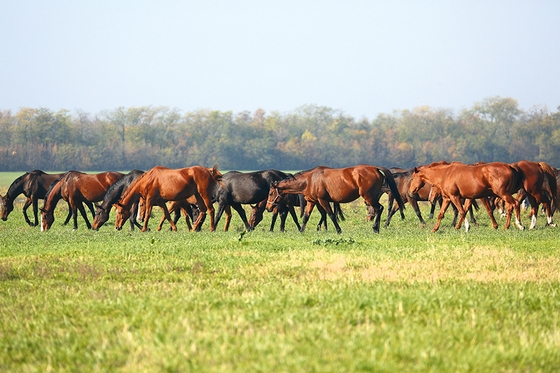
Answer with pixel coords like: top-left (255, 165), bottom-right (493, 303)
top-left (213, 170), bottom-right (300, 231)
top-left (92, 170), bottom-right (145, 230)
top-left (1, 170), bottom-right (72, 226)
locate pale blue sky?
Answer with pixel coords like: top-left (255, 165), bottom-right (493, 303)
top-left (1, 1), bottom-right (559, 118)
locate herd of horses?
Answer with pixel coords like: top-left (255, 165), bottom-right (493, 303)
top-left (0, 160), bottom-right (559, 234)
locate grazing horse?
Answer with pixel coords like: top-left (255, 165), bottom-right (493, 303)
top-left (248, 192), bottom-right (304, 232)
top-left (267, 165), bottom-right (405, 233)
top-left (213, 170), bottom-right (292, 231)
top-left (511, 160), bottom-right (559, 229)
top-left (40, 171), bottom-right (124, 231)
top-left (92, 170), bottom-right (145, 231)
top-left (114, 165), bottom-right (221, 232)
top-left (408, 161), bottom-right (524, 232)
top-left (0, 170), bottom-right (72, 226)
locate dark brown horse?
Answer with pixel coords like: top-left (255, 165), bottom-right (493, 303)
top-left (1, 170), bottom-right (72, 226)
top-left (378, 168), bottom-right (438, 227)
top-left (511, 160), bottom-right (559, 229)
top-left (91, 170), bottom-right (145, 231)
top-left (408, 161), bottom-right (524, 232)
top-left (114, 165), bottom-right (221, 232)
top-left (40, 171), bottom-right (124, 231)
top-left (267, 165), bottom-right (405, 233)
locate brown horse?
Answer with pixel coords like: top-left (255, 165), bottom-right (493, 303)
top-left (1, 170), bottom-right (72, 226)
top-left (511, 160), bottom-right (559, 229)
top-left (40, 171), bottom-right (124, 231)
top-left (408, 161), bottom-right (524, 232)
top-left (266, 165), bottom-right (405, 233)
top-left (114, 165), bottom-right (221, 232)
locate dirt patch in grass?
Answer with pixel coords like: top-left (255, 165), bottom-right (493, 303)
top-left (309, 247), bottom-right (560, 283)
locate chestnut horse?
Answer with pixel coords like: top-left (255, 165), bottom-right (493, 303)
top-left (408, 161), bottom-right (524, 232)
top-left (114, 165), bottom-right (221, 232)
top-left (1, 170), bottom-right (71, 226)
top-left (40, 171), bottom-right (124, 231)
top-left (267, 165), bottom-right (405, 233)
top-left (511, 160), bottom-right (558, 229)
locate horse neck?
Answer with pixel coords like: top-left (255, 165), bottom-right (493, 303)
top-left (119, 181), bottom-right (142, 208)
top-left (6, 176), bottom-right (26, 201)
top-left (279, 177), bottom-right (308, 194)
top-left (43, 182), bottom-right (63, 211)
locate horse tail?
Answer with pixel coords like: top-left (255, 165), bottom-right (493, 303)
top-left (378, 166), bottom-right (405, 214)
top-left (509, 163), bottom-right (525, 193)
top-left (538, 162), bottom-right (559, 209)
top-left (333, 202), bottom-right (345, 221)
top-left (298, 194), bottom-right (306, 217)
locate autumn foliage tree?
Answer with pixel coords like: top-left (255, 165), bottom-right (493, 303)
top-left (0, 97), bottom-right (558, 171)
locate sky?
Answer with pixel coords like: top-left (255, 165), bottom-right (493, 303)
top-left (1, 1), bottom-right (559, 119)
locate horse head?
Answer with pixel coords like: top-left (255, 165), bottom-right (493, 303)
top-left (0, 194), bottom-right (13, 221)
top-left (92, 205), bottom-right (110, 230)
top-left (40, 207), bottom-right (54, 231)
top-left (408, 168), bottom-right (425, 198)
top-left (113, 203), bottom-right (130, 231)
top-left (266, 182), bottom-right (282, 212)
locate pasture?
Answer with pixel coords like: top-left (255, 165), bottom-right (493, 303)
top-left (1, 173), bottom-right (560, 372)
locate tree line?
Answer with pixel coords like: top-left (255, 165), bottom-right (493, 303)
top-left (0, 96), bottom-right (559, 172)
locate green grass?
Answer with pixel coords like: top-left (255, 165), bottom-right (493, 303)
top-left (1, 179), bottom-right (560, 372)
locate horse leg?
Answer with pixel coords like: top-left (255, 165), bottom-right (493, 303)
top-left (130, 201), bottom-right (143, 231)
top-left (460, 199), bottom-right (474, 232)
top-left (269, 207), bottom-right (279, 232)
top-left (409, 197), bottom-right (425, 225)
top-left (22, 197), bottom-right (34, 226)
top-left (231, 203), bottom-right (251, 231)
top-left (300, 202), bottom-right (316, 232)
top-left (318, 199), bottom-right (342, 234)
top-left (159, 203), bottom-right (177, 231)
top-left (479, 198), bottom-right (499, 229)
top-left (63, 202), bottom-right (73, 225)
top-left (452, 196), bottom-right (469, 231)
top-left (141, 201), bottom-right (154, 232)
top-left (287, 204), bottom-right (301, 232)
top-left (191, 194), bottom-right (212, 231)
top-left (77, 202), bottom-right (92, 230)
top-left (214, 203), bottom-right (226, 231)
top-left (223, 205), bottom-right (231, 232)
top-left (432, 198), bottom-right (452, 233)
top-left (316, 204), bottom-right (327, 231)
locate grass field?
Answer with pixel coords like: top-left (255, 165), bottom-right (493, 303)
top-left (1, 174), bottom-right (560, 372)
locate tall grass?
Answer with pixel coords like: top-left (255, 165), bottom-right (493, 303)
top-left (1, 193), bottom-right (560, 372)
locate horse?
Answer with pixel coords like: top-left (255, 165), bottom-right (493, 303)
top-left (408, 161), bottom-right (524, 232)
top-left (114, 165), bottom-right (221, 232)
top-left (255, 192), bottom-right (344, 232)
top-left (267, 165), bottom-right (405, 233)
top-left (40, 171), bottom-right (124, 231)
top-left (213, 170), bottom-right (293, 231)
top-left (511, 160), bottom-right (559, 229)
top-left (91, 170), bottom-right (145, 231)
top-left (1, 170), bottom-right (72, 226)
top-left (378, 168), bottom-right (438, 227)
top-left (248, 192), bottom-right (304, 232)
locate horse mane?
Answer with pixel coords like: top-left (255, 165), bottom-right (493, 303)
top-left (6, 173), bottom-right (28, 197)
top-left (390, 168), bottom-right (414, 178)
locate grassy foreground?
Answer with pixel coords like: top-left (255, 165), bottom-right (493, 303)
top-left (1, 191), bottom-right (560, 372)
